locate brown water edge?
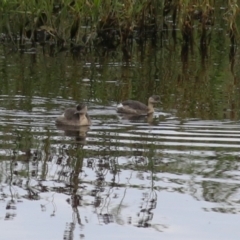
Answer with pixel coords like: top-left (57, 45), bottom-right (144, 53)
top-left (0, 0), bottom-right (239, 69)
top-left (0, 0), bottom-right (238, 53)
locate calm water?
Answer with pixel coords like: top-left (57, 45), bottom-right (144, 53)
top-left (1, 24), bottom-right (240, 240)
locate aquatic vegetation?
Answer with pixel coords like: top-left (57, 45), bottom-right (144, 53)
top-left (0, 0), bottom-right (238, 54)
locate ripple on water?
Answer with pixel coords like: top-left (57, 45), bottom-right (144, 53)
top-left (0, 95), bottom-right (240, 240)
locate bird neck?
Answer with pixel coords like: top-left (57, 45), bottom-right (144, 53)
top-left (79, 114), bottom-right (90, 125)
top-left (147, 102), bottom-right (154, 114)
top-left (147, 113), bottom-right (154, 123)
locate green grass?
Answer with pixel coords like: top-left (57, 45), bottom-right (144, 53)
top-left (0, 0), bottom-right (239, 49)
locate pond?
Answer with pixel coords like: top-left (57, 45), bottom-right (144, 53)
top-left (0, 22), bottom-right (240, 240)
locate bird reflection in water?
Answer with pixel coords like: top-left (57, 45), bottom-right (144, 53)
top-left (118, 113), bottom-right (156, 125)
top-left (56, 124), bottom-right (90, 143)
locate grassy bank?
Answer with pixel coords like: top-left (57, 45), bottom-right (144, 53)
top-left (0, 0), bottom-right (239, 55)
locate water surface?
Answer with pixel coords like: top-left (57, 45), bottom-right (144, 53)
top-left (0, 25), bottom-right (240, 240)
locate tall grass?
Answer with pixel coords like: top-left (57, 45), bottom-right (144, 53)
top-left (0, 0), bottom-right (238, 51)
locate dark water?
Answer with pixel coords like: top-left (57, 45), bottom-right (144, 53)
top-left (1, 23), bottom-right (240, 240)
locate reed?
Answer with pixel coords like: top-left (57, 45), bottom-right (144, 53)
top-left (0, 0), bottom-right (238, 53)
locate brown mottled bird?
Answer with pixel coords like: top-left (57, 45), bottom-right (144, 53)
top-left (117, 95), bottom-right (160, 115)
top-left (56, 103), bottom-right (91, 126)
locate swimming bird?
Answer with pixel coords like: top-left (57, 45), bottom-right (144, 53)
top-left (117, 95), bottom-right (160, 115)
top-left (55, 103), bottom-right (91, 126)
